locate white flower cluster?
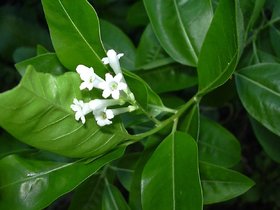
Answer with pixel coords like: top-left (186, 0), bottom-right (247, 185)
top-left (71, 49), bottom-right (137, 126)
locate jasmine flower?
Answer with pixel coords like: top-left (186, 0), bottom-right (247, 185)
top-left (102, 49), bottom-right (124, 75)
top-left (99, 73), bottom-right (127, 99)
top-left (70, 98), bottom-right (91, 124)
top-left (76, 64), bottom-right (105, 90)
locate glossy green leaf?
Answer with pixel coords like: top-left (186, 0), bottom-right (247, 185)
top-left (100, 20), bottom-right (136, 70)
top-left (102, 181), bottom-right (130, 210)
top-left (0, 133), bottom-right (32, 159)
top-left (42, 0), bottom-right (107, 74)
top-left (250, 118), bottom-right (280, 163)
top-left (200, 162), bottom-right (255, 204)
top-left (115, 153), bottom-right (140, 191)
top-left (15, 53), bottom-right (65, 76)
top-left (144, 0), bottom-right (213, 66)
top-left (136, 64), bottom-right (197, 94)
top-left (69, 175), bottom-right (105, 210)
top-left (179, 103), bottom-right (200, 141)
top-left (135, 25), bottom-right (172, 69)
top-left (127, 1), bottom-right (149, 27)
top-left (13, 47), bottom-right (36, 63)
top-left (199, 116), bottom-right (241, 167)
top-left (240, 0), bottom-right (265, 34)
top-left (0, 67), bottom-right (128, 158)
top-left (198, 0), bottom-right (243, 94)
top-left (0, 148), bottom-right (125, 210)
top-left (124, 70), bottom-right (164, 116)
top-left (235, 63), bottom-right (280, 136)
top-left (129, 147), bottom-right (155, 210)
top-left (269, 1), bottom-right (280, 57)
top-left (36, 45), bottom-right (49, 55)
top-left (141, 132), bottom-right (202, 210)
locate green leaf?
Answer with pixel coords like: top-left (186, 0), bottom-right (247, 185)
top-left (42, 0), bottom-right (106, 74)
top-left (0, 148), bottom-right (125, 210)
top-left (69, 175), bottom-right (105, 210)
top-left (269, 1), bottom-right (280, 57)
top-left (141, 132), bottom-right (202, 210)
top-left (136, 64), bottom-right (197, 94)
top-left (240, 0), bottom-right (265, 34)
top-left (200, 162), bottom-right (255, 204)
top-left (235, 63), bottom-right (280, 136)
top-left (126, 1), bottom-right (149, 27)
top-left (102, 181), bottom-right (130, 210)
top-left (143, 0), bottom-right (213, 66)
top-left (124, 71), bottom-right (164, 116)
top-left (15, 53), bottom-right (65, 76)
top-left (129, 148), bottom-right (155, 210)
top-left (198, 116), bottom-right (241, 167)
top-left (135, 24), bottom-right (173, 70)
top-left (0, 67), bottom-right (128, 158)
top-left (100, 20), bottom-right (136, 70)
top-left (115, 153), bottom-right (140, 191)
top-left (198, 0), bottom-right (243, 95)
top-left (179, 103), bottom-right (200, 141)
top-left (0, 133), bottom-right (32, 159)
top-left (250, 118), bottom-right (280, 163)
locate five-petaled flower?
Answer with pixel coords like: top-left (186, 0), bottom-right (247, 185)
top-left (99, 73), bottom-right (127, 99)
top-left (71, 49), bottom-right (137, 126)
top-left (94, 108), bottom-right (114, 127)
top-left (70, 98), bottom-right (91, 124)
top-left (76, 64), bottom-right (105, 91)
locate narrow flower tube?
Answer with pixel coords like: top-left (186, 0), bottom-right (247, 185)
top-left (102, 49), bottom-right (124, 75)
top-left (109, 105), bottom-right (138, 116)
top-left (89, 98), bottom-right (125, 113)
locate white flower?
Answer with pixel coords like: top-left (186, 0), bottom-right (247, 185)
top-left (70, 98), bottom-right (91, 124)
top-left (102, 49), bottom-right (124, 75)
top-left (110, 105), bottom-right (138, 116)
top-left (89, 99), bottom-right (125, 113)
top-left (94, 108), bottom-right (114, 126)
top-left (76, 64), bottom-right (105, 90)
top-left (99, 73), bottom-right (127, 99)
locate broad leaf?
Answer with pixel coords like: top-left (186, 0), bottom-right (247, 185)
top-left (15, 53), bottom-right (65, 76)
top-left (200, 162), bottom-right (254, 204)
top-left (144, 0), bottom-right (212, 66)
top-left (69, 175), bottom-right (105, 210)
top-left (179, 103), bottom-right (200, 141)
top-left (0, 148), bottom-right (125, 210)
top-left (0, 133), bottom-right (32, 159)
top-left (102, 181), bottom-right (130, 210)
top-left (250, 118), bottom-right (280, 163)
top-left (269, 1), bottom-right (280, 57)
top-left (235, 63), bottom-right (280, 136)
top-left (240, 0), bottom-right (265, 34)
top-left (0, 67), bottom-right (128, 158)
top-left (124, 70), bottom-right (164, 116)
top-left (135, 24), bottom-right (172, 69)
top-left (42, 0), bottom-right (107, 74)
top-left (198, 0), bottom-right (244, 95)
top-left (100, 20), bottom-right (136, 70)
top-left (141, 132), bottom-right (202, 210)
top-left (144, 0), bottom-right (213, 66)
top-left (136, 64), bottom-right (197, 94)
top-left (199, 117), bottom-right (241, 168)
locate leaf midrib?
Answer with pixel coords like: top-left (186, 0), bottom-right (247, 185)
top-left (236, 73), bottom-right (280, 98)
top-left (172, 0), bottom-right (198, 63)
top-left (58, 0), bottom-right (102, 61)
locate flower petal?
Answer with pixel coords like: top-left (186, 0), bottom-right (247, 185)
top-left (111, 90), bottom-right (120, 99)
top-left (102, 89), bottom-right (111, 98)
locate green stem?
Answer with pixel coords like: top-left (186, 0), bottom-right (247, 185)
top-left (128, 96), bottom-right (197, 141)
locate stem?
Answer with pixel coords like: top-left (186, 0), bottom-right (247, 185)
top-left (128, 97), bottom-right (197, 141)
